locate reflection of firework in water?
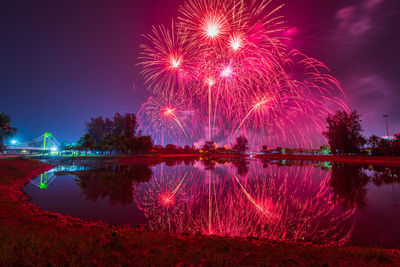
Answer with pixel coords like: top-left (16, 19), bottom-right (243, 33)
top-left (138, 0), bottom-right (349, 147)
top-left (135, 161), bottom-right (355, 245)
top-left (135, 164), bottom-right (202, 233)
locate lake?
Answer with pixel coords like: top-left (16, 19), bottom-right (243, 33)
top-left (24, 158), bottom-right (400, 248)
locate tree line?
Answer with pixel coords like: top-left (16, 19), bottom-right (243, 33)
top-left (1, 110), bottom-right (400, 156)
top-left (75, 113), bottom-right (153, 154)
top-left (323, 111), bottom-right (400, 156)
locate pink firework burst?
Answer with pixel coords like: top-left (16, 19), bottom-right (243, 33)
top-left (138, 0), bottom-right (348, 148)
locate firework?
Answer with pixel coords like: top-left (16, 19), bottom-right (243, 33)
top-left (137, 93), bottom-right (198, 145)
top-left (138, 0), bottom-right (348, 148)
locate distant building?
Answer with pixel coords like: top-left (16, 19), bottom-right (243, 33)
top-left (382, 135), bottom-right (396, 141)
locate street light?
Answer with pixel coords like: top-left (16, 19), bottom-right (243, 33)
top-left (383, 114), bottom-right (389, 137)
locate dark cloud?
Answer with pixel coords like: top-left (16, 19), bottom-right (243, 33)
top-left (328, 0), bottom-right (400, 136)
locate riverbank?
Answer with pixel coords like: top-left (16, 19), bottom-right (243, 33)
top-left (1, 157), bottom-right (399, 266)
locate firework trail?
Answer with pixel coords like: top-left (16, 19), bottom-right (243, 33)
top-left (138, 0), bottom-right (348, 148)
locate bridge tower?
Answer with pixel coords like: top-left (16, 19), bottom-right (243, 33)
top-left (43, 132), bottom-right (53, 149)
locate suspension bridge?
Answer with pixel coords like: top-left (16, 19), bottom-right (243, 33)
top-left (6, 132), bottom-right (60, 153)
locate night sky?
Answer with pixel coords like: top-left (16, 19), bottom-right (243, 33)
top-left (1, 0), bottom-right (399, 144)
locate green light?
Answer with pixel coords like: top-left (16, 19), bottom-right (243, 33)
top-left (43, 132), bottom-right (52, 149)
top-left (322, 162), bottom-right (331, 169)
top-left (39, 173), bottom-right (48, 189)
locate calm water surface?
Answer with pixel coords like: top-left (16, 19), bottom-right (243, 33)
top-left (24, 158), bottom-right (400, 248)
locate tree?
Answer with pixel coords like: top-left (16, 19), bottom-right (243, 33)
top-left (0, 112), bottom-right (17, 152)
top-left (86, 116), bottom-right (105, 146)
top-left (323, 111), bottom-right (365, 155)
top-left (78, 133), bottom-right (95, 155)
top-left (133, 135), bottom-right (153, 154)
top-left (80, 112), bottom-right (140, 154)
top-left (115, 133), bottom-right (130, 154)
top-left (202, 141), bottom-right (216, 154)
top-left (261, 145), bottom-right (268, 153)
top-left (376, 138), bottom-right (395, 156)
top-left (100, 134), bottom-right (115, 154)
top-left (368, 135), bottom-right (380, 154)
top-left (104, 118), bottom-right (114, 136)
top-left (123, 113), bottom-right (138, 139)
top-left (394, 134), bottom-right (400, 156)
top-left (233, 135), bottom-right (249, 154)
top-left (112, 113), bottom-right (138, 139)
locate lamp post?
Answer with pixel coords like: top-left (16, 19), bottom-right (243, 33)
top-left (383, 115), bottom-right (389, 137)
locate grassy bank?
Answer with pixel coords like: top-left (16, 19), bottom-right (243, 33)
top-left (0, 157), bottom-right (399, 266)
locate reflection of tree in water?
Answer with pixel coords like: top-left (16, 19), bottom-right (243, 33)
top-left (329, 164), bottom-right (370, 210)
top-left (73, 165), bottom-right (152, 206)
top-left (371, 166), bottom-right (400, 186)
top-left (201, 158), bottom-right (216, 170)
top-left (136, 160), bottom-right (356, 245)
top-left (201, 158), bottom-right (249, 175)
top-left (232, 159), bottom-right (249, 176)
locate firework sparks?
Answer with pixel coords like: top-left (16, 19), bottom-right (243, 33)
top-left (169, 56), bottom-right (182, 69)
top-left (138, 0), bottom-right (348, 148)
top-left (234, 97), bottom-right (271, 136)
top-left (229, 33), bottom-right (244, 51)
top-left (204, 15), bottom-right (223, 39)
top-left (221, 66), bottom-right (233, 77)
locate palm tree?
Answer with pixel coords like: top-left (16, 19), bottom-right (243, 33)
top-left (100, 134), bottom-right (115, 154)
top-left (0, 112), bottom-right (17, 152)
top-left (78, 133), bottom-right (95, 155)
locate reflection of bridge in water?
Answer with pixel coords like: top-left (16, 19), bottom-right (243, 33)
top-left (31, 172), bottom-right (57, 189)
top-left (30, 165), bottom-right (87, 189)
top-left (7, 132), bottom-right (60, 152)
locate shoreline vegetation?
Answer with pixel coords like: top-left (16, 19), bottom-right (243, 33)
top-left (1, 157), bottom-right (400, 265)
